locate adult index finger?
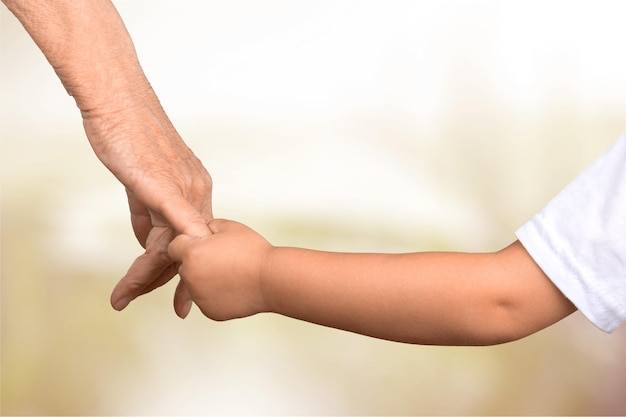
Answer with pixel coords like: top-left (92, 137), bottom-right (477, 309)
top-left (158, 195), bottom-right (213, 238)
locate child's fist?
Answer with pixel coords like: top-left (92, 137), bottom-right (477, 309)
top-left (168, 219), bottom-right (273, 320)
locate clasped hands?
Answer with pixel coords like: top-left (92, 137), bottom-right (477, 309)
top-left (83, 98), bottom-right (218, 319)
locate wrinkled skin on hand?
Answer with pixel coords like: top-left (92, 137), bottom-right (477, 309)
top-left (82, 100), bottom-right (213, 318)
top-left (1, 0), bottom-right (213, 318)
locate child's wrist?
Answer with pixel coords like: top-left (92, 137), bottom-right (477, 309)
top-left (258, 245), bottom-right (279, 314)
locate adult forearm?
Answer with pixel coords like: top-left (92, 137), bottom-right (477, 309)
top-left (3, 0), bottom-right (150, 114)
top-left (262, 242), bottom-right (574, 345)
top-left (3, 0), bottom-right (199, 192)
top-left (5, 0), bottom-right (214, 315)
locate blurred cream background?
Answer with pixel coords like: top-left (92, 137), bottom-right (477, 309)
top-left (2, 0), bottom-right (626, 414)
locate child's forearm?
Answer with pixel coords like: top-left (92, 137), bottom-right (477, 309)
top-left (168, 221), bottom-right (576, 345)
top-left (262, 241), bottom-right (576, 345)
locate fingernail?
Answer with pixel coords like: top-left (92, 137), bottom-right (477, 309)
top-left (179, 300), bottom-right (193, 319)
top-left (114, 297), bottom-right (133, 311)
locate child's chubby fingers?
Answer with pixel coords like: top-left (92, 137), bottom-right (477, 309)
top-left (167, 218), bottom-right (241, 263)
top-left (167, 233), bottom-right (197, 263)
top-left (167, 218), bottom-right (272, 321)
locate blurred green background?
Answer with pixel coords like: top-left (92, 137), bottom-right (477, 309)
top-left (2, 1), bottom-right (626, 415)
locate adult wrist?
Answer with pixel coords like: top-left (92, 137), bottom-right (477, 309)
top-left (71, 65), bottom-right (154, 119)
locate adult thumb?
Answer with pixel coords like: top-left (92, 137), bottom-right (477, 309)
top-left (207, 218), bottom-right (242, 234)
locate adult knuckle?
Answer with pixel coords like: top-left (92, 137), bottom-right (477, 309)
top-left (147, 245), bottom-right (172, 266)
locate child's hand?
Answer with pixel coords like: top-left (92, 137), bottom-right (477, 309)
top-left (168, 219), bottom-right (273, 320)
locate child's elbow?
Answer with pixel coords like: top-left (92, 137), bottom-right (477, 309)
top-left (467, 243), bottom-right (577, 346)
top-left (472, 303), bottom-right (539, 346)
top-left (473, 292), bottom-right (574, 346)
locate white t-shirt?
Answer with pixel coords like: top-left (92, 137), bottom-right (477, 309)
top-left (516, 134), bottom-right (626, 333)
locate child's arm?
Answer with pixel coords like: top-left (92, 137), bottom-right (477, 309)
top-left (168, 219), bottom-right (576, 346)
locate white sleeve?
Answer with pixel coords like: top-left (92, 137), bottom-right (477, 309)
top-left (515, 134), bottom-right (626, 333)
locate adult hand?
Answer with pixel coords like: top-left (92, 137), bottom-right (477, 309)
top-left (1, 0), bottom-right (213, 317)
top-left (81, 102), bottom-right (213, 318)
